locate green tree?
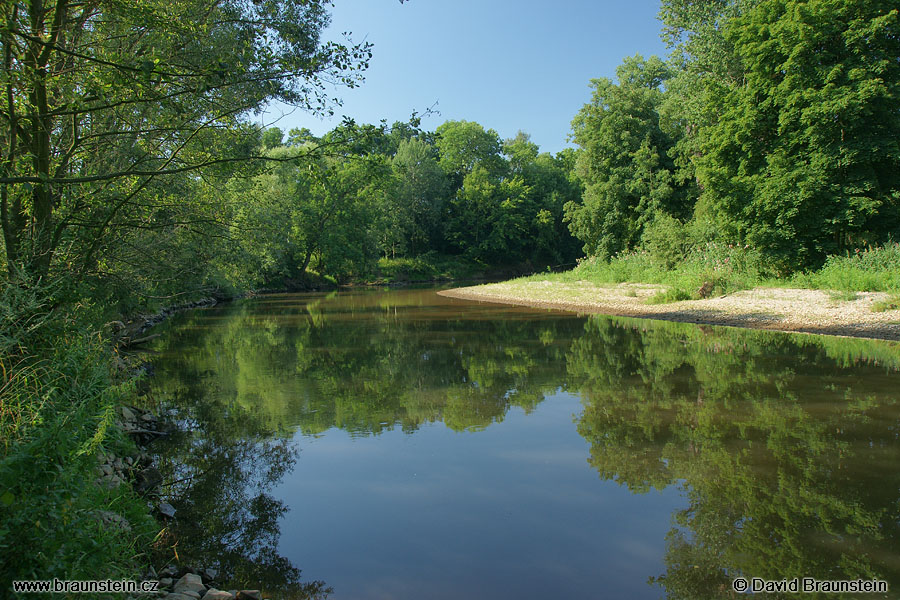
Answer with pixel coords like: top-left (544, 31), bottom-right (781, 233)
top-left (445, 167), bottom-right (533, 263)
top-left (658, 0), bottom-right (760, 188)
top-left (503, 133), bottom-right (582, 265)
top-left (0, 0), bottom-right (374, 282)
top-left (392, 138), bottom-right (449, 255)
top-left (696, 0), bottom-right (900, 269)
top-left (262, 127), bottom-right (286, 149)
top-left (565, 55), bottom-right (688, 259)
top-left (435, 120), bottom-right (506, 188)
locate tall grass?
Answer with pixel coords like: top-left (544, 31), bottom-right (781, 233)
top-left (526, 241), bottom-right (900, 302)
top-left (545, 242), bottom-right (768, 299)
top-left (0, 283), bottom-right (155, 588)
top-left (791, 243), bottom-right (900, 292)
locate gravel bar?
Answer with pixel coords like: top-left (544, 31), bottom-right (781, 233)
top-left (438, 281), bottom-right (900, 341)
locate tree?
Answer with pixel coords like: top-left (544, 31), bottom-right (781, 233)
top-left (503, 131), bottom-right (540, 176)
top-left (657, 0), bottom-right (761, 190)
top-left (565, 55), bottom-right (687, 259)
top-left (503, 133), bottom-right (582, 264)
top-left (392, 138), bottom-right (449, 255)
top-left (262, 128), bottom-right (285, 150)
top-left (697, 0), bottom-right (900, 269)
top-left (0, 0), bottom-right (376, 281)
top-left (228, 144), bottom-right (391, 285)
top-left (435, 120), bottom-right (506, 188)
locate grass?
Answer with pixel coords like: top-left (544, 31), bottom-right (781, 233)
top-left (375, 253), bottom-right (483, 283)
top-left (0, 283), bottom-right (157, 587)
top-left (646, 288), bottom-right (693, 304)
top-left (513, 242), bottom-right (900, 305)
top-left (873, 295), bottom-right (900, 313)
top-left (791, 243), bottom-right (900, 292)
top-left (519, 241), bottom-right (770, 300)
top-left (826, 290), bottom-right (860, 302)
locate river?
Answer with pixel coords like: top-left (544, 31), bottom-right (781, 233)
top-left (147, 287), bottom-right (900, 599)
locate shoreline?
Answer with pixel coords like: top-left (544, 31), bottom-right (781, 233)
top-left (438, 281), bottom-right (900, 342)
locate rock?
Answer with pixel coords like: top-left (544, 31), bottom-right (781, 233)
top-left (236, 591), bottom-right (261, 600)
top-left (159, 577), bottom-right (174, 589)
top-left (157, 502), bottom-right (177, 519)
top-left (200, 568), bottom-right (219, 583)
top-left (201, 590), bottom-right (235, 600)
top-left (141, 412), bottom-right (156, 423)
top-left (125, 456), bottom-right (134, 466)
top-left (94, 510), bottom-right (131, 533)
top-left (173, 573), bottom-right (206, 597)
top-left (101, 464), bottom-right (114, 477)
top-left (176, 573), bottom-right (203, 587)
top-left (160, 565), bottom-right (180, 578)
top-left (120, 405), bottom-right (137, 422)
top-left (165, 594), bottom-right (199, 600)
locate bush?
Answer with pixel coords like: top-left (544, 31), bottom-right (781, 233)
top-left (793, 243), bottom-right (900, 292)
top-left (0, 283), bottom-right (155, 586)
top-left (641, 214), bottom-right (690, 269)
top-left (376, 253), bottom-right (481, 283)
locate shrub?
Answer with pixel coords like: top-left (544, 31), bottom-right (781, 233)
top-left (0, 283), bottom-right (155, 585)
top-left (794, 243), bottom-right (900, 292)
top-left (641, 214), bottom-right (690, 269)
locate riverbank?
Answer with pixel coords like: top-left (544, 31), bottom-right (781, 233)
top-left (439, 280), bottom-right (900, 341)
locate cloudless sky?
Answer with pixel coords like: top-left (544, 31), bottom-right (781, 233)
top-left (262, 0), bottom-right (669, 155)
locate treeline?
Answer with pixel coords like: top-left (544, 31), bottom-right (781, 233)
top-left (197, 119), bottom-right (583, 291)
top-left (1, 0), bottom-right (898, 589)
top-left (565, 0), bottom-right (900, 273)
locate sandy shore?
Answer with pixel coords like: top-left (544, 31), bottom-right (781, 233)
top-left (438, 280), bottom-right (900, 341)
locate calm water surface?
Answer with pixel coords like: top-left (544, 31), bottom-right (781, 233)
top-left (149, 288), bottom-right (900, 599)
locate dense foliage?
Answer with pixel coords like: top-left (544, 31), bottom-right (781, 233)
top-left (2, 0), bottom-right (899, 592)
top-left (199, 119), bottom-right (583, 289)
top-left (564, 0), bottom-right (900, 273)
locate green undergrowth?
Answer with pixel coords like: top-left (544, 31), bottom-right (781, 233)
top-left (517, 242), bottom-right (900, 305)
top-left (520, 241), bottom-right (771, 300)
top-left (374, 253), bottom-right (483, 283)
top-left (872, 295), bottom-right (900, 313)
top-left (791, 243), bottom-right (900, 292)
top-left (0, 283), bottom-right (156, 591)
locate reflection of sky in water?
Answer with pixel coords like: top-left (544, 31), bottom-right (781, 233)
top-left (277, 391), bottom-right (681, 600)
top-left (151, 288), bottom-right (900, 599)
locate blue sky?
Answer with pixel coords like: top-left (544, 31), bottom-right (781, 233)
top-left (263, 0), bottom-right (669, 155)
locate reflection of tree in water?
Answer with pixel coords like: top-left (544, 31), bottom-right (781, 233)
top-left (154, 368), bottom-right (330, 598)
top-left (153, 292), bottom-right (580, 438)
top-left (569, 316), bottom-right (900, 599)
top-left (152, 292), bottom-right (900, 599)
top-left (149, 290), bottom-right (581, 595)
